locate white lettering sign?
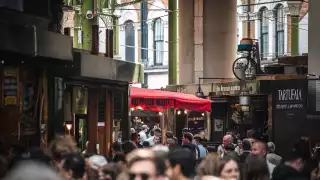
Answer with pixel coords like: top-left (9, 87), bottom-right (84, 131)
top-left (278, 89), bottom-right (302, 101)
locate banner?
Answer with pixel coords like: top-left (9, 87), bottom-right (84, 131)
top-left (272, 79), bottom-right (307, 158)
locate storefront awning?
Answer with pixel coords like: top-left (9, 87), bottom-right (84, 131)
top-left (130, 87), bottom-right (211, 112)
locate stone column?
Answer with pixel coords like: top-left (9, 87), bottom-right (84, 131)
top-left (287, 1), bottom-right (302, 56)
top-left (203, 0), bottom-right (237, 79)
top-left (178, 0), bottom-right (195, 84)
top-left (309, 0), bottom-right (320, 74)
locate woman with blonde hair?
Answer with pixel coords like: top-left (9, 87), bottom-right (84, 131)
top-left (197, 153), bottom-right (222, 179)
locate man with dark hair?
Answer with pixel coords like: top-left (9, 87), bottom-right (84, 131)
top-left (166, 148), bottom-right (196, 180)
top-left (182, 133), bottom-right (200, 159)
top-left (61, 153), bottom-right (86, 180)
top-left (147, 128), bottom-right (161, 146)
top-left (272, 139), bottom-right (310, 180)
top-left (239, 138), bottom-right (251, 163)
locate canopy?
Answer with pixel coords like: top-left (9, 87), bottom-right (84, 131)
top-left (130, 87), bottom-right (211, 112)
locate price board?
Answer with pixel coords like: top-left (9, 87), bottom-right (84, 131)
top-left (2, 67), bottom-right (19, 106)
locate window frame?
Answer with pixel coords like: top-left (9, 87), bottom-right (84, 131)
top-left (275, 5), bottom-right (285, 57)
top-left (124, 20), bottom-right (135, 62)
top-left (260, 8), bottom-right (269, 60)
top-left (153, 18), bottom-right (165, 66)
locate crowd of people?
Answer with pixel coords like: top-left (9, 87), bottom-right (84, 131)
top-left (0, 127), bottom-right (320, 180)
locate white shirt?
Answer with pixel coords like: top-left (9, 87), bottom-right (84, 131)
top-left (147, 136), bottom-right (155, 146)
top-left (139, 131), bottom-right (147, 144)
top-left (267, 159), bottom-right (276, 179)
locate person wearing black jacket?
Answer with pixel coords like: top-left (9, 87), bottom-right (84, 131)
top-left (272, 139), bottom-right (310, 180)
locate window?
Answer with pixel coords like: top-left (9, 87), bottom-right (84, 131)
top-left (125, 20), bottom-right (135, 62)
top-left (153, 18), bottom-right (164, 65)
top-left (276, 5), bottom-right (284, 56)
top-left (260, 8), bottom-right (269, 59)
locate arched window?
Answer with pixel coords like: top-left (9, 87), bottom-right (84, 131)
top-left (275, 5), bottom-right (284, 56)
top-left (260, 8), bottom-right (269, 59)
top-left (125, 20), bottom-right (135, 62)
top-left (153, 18), bottom-right (164, 65)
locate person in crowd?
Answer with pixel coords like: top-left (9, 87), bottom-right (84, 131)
top-left (142, 141), bottom-right (151, 148)
top-left (122, 141), bottom-right (137, 155)
top-left (130, 128), bottom-right (135, 134)
top-left (126, 148), bottom-right (156, 165)
top-left (152, 145), bottom-right (170, 160)
top-left (88, 155), bottom-right (108, 170)
top-left (3, 161), bottom-right (63, 180)
top-left (196, 153), bottom-right (221, 179)
top-left (166, 148), bottom-right (197, 180)
top-left (128, 156), bottom-right (166, 180)
top-left (199, 131), bottom-right (208, 142)
top-left (131, 133), bottom-right (143, 148)
top-left (166, 131), bottom-right (174, 139)
top-left (138, 125), bottom-right (149, 145)
top-left (99, 162), bottom-right (124, 180)
top-left (267, 142), bottom-right (282, 166)
top-left (194, 135), bottom-right (208, 159)
top-left (47, 135), bottom-right (77, 171)
top-left (112, 153), bottom-right (126, 164)
top-left (240, 138), bottom-right (252, 163)
top-left (218, 134), bottom-right (239, 157)
top-left (147, 128), bottom-right (161, 146)
top-left (111, 142), bottom-right (122, 156)
top-left (243, 155), bottom-right (270, 180)
top-left (272, 139), bottom-right (310, 180)
top-left (182, 132), bottom-right (200, 160)
top-left (220, 152), bottom-right (241, 180)
top-left (251, 141), bottom-right (276, 178)
top-left (60, 152), bottom-right (86, 180)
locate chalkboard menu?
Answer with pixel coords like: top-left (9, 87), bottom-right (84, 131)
top-left (2, 67), bottom-right (19, 106)
top-left (272, 79), bottom-right (307, 158)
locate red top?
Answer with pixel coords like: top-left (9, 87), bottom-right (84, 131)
top-left (130, 87), bottom-right (211, 112)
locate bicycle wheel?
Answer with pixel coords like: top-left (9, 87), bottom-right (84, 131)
top-left (232, 56), bottom-right (257, 80)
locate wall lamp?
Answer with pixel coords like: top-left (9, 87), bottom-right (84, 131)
top-left (195, 77), bottom-right (233, 98)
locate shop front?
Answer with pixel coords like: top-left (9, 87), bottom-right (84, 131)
top-left (47, 51), bottom-right (143, 155)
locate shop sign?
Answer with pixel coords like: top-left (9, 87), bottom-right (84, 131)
top-left (131, 98), bottom-right (175, 108)
top-left (3, 67), bottom-right (19, 106)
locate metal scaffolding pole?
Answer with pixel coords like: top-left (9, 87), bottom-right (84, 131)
top-left (168, 0), bottom-right (178, 85)
top-left (82, 0), bottom-right (95, 51)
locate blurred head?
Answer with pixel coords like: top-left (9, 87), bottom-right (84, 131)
top-left (126, 149), bottom-right (155, 165)
top-left (223, 134), bottom-right (232, 147)
top-left (285, 139), bottom-right (311, 172)
top-left (154, 128), bottom-right (161, 137)
top-left (251, 141), bottom-right (267, 157)
top-left (244, 155), bottom-right (269, 180)
top-left (111, 142), bottom-right (122, 155)
top-left (197, 153), bottom-right (221, 177)
top-left (142, 141), bottom-right (151, 148)
top-left (122, 141), bottom-right (137, 155)
top-left (60, 153), bottom-right (86, 180)
top-left (3, 161), bottom-right (63, 180)
top-left (267, 142), bottom-right (276, 153)
top-left (128, 157), bottom-right (164, 180)
top-left (166, 131), bottom-right (174, 139)
top-left (88, 155), bottom-right (108, 170)
top-left (219, 155), bottom-right (240, 180)
top-left (47, 135), bottom-right (77, 169)
top-left (182, 132), bottom-right (193, 144)
top-left (242, 138), bottom-right (252, 152)
top-left (166, 148), bottom-right (196, 180)
top-left (100, 162), bottom-right (124, 180)
top-left (141, 125), bottom-right (149, 132)
top-left (131, 133), bottom-right (140, 144)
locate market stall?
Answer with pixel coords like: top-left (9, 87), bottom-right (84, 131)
top-left (129, 87), bottom-right (211, 144)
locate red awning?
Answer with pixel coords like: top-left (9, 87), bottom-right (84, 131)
top-left (130, 87), bottom-right (211, 112)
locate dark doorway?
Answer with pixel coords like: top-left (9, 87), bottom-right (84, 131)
top-left (75, 114), bottom-right (88, 152)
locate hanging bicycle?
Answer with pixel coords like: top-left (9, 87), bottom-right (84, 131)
top-left (232, 38), bottom-right (263, 80)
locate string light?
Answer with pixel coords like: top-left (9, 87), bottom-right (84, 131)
top-left (201, 113), bottom-right (205, 117)
top-left (158, 112), bottom-right (163, 116)
top-left (177, 110), bottom-right (181, 115)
